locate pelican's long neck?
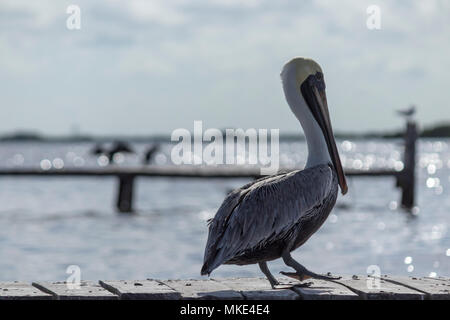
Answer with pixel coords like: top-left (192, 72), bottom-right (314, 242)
top-left (281, 69), bottom-right (331, 168)
top-left (298, 108), bottom-right (331, 168)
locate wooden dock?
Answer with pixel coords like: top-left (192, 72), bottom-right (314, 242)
top-left (0, 275), bottom-right (448, 300)
top-left (0, 164), bottom-right (411, 213)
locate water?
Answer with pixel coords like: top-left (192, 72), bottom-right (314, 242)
top-left (0, 139), bottom-right (448, 281)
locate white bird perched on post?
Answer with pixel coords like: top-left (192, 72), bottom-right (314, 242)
top-left (396, 105), bottom-right (416, 121)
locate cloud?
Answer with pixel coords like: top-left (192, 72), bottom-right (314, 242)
top-left (0, 0), bottom-right (62, 29)
top-left (0, 0), bottom-right (449, 134)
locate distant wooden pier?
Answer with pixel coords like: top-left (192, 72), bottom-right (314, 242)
top-left (0, 122), bottom-right (417, 213)
top-left (0, 275), bottom-right (448, 300)
top-left (0, 165), bottom-right (409, 213)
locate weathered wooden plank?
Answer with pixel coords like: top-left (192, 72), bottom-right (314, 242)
top-left (381, 276), bottom-right (450, 300)
top-left (99, 279), bottom-right (181, 300)
top-left (426, 276), bottom-right (450, 283)
top-left (334, 275), bottom-right (425, 300)
top-left (279, 277), bottom-right (359, 300)
top-left (0, 282), bottom-right (52, 300)
top-left (215, 278), bottom-right (299, 300)
top-left (161, 279), bottom-right (243, 300)
top-left (0, 276), bottom-right (447, 300)
top-left (32, 281), bottom-right (118, 300)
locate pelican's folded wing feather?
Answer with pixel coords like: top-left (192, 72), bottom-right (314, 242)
top-left (202, 164), bottom-right (334, 274)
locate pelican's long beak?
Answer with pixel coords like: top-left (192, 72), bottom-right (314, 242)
top-left (301, 74), bottom-right (348, 195)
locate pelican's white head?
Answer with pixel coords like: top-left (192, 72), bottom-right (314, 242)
top-left (280, 57), bottom-right (323, 89)
top-left (281, 57), bottom-right (347, 195)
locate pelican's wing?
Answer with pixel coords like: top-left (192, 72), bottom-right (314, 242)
top-left (202, 164), bottom-right (334, 274)
top-left (205, 171), bottom-right (289, 227)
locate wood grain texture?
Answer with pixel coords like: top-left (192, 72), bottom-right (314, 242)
top-left (333, 275), bottom-right (426, 300)
top-left (278, 277), bottom-right (359, 300)
top-left (99, 279), bottom-right (181, 300)
top-left (161, 279), bottom-right (243, 300)
top-left (0, 282), bottom-right (52, 300)
top-left (32, 281), bottom-right (118, 300)
top-left (214, 277), bottom-right (300, 300)
top-left (381, 276), bottom-right (450, 300)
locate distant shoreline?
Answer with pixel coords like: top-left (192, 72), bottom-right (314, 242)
top-left (0, 122), bottom-right (449, 143)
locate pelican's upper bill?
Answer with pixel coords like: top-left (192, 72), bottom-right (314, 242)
top-left (281, 57), bottom-right (323, 88)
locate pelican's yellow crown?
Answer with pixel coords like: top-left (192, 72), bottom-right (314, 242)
top-left (281, 57), bottom-right (323, 87)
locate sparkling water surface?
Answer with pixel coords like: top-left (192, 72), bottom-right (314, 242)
top-left (0, 139), bottom-right (448, 281)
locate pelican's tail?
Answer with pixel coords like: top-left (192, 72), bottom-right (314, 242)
top-left (200, 248), bottom-right (227, 276)
top-left (200, 263), bottom-right (211, 276)
top-left (200, 256), bottom-right (220, 276)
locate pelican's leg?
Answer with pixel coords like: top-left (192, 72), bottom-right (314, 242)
top-left (281, 251), bottom-right (341, 281)
top-left (258, 261), bottom-right (279, 289)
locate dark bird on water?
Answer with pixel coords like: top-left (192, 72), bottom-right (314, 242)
top-left (90, 141), bottom-right (134, 163)
top-left (90, 143), bottom-right (105, 156)
top-left (201, 58), bottom-right (348, 288)
top-left (142, 144), bottom-right (160, 165)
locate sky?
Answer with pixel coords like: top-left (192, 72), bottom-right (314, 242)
top-left (0, 0), bottom-right (449, 136)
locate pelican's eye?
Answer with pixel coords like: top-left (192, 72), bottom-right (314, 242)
top-left (305, 72), bottom-right (326, 91)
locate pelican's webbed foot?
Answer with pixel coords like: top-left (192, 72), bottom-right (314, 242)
top-left (281, 251), bottom-right (341, 283)
top-left (279, 272), bottom-right (314, 287)
top-left (280, 270), bottom-right (340, 282)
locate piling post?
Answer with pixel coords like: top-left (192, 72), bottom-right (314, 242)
top-left (398, 121), bottom-right (417, 209)
top-left (116, 175), bottom-right (135, 213)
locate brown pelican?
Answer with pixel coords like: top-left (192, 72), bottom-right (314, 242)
top-left (201, 57), bottom-right (348, 288)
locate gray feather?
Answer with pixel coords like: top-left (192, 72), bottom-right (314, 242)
top-left (202, 164), bottom-right (335, 274)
